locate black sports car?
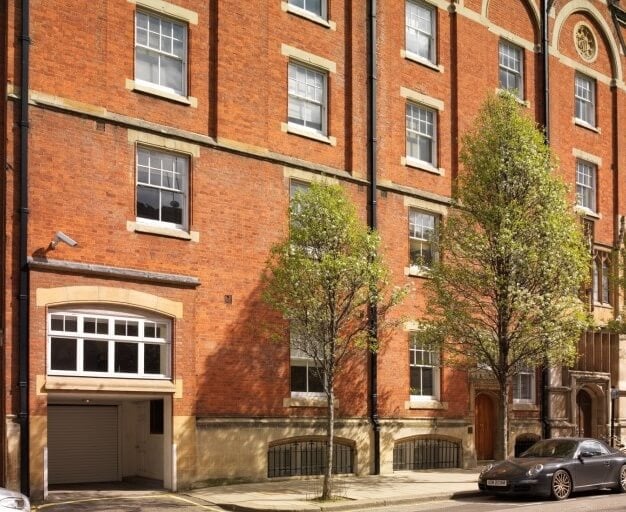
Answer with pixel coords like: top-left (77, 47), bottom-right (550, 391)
top-left (478, 437), bottom-right (626, 500)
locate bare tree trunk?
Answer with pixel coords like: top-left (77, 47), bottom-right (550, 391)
top-left (501, 379), bottom-right (510, 460)
top-left (322, 391), bottom-right (334, 500)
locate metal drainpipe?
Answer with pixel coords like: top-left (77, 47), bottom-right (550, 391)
top-left (540, 0), bottom-right (552, 441)
top-left (367, 0), bottom-right (380, 474)
top-left (18, 0), bottom-right (31, 496)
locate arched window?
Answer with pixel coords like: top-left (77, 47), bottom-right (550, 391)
top-left (47, 307), bottom-right (171, 378)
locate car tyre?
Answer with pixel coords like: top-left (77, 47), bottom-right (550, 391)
top-left (615, 465), bottom-right (626, 493)
top-left (551, 469), bottom-right (572, 500)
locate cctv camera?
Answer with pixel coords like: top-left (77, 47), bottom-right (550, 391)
top-left (49, 231), bottom-right (78, 249)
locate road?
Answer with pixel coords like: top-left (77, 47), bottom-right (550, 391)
top-left (365, 491), bottom-right (626, 512)
top-left (33, 490), bottom-right (626, 512)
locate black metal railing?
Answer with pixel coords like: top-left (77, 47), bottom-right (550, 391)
top-left (268, 440), bottom-right (354, 478)
top-left (393, 437), bottom-right (460, 470)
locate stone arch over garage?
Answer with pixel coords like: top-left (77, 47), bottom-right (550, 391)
top-left (36, 285), bottom-right (183, 318)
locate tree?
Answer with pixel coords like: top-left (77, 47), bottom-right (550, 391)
top-left (263, 182), bottom-right (404, 500)
top-left (416, 93), bottom-right (590, 459)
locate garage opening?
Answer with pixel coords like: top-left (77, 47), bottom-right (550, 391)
top-left (47, 397), bottom-right (169, 490)
top-left (48, 405), bottom-right (119, 484)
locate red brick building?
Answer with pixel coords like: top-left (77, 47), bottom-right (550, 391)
top-left (3, 0), bottom-right (626, 501)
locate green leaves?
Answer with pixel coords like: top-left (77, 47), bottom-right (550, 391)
top-left (263, 183), bottom-right (405, 390)
top-left (423, 92), bottom-right (590, 379)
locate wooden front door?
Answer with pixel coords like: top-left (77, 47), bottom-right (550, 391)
top-left (475, 393), bottom-right (495, 460)
top-left (577, 389), bottom-right (593, 437)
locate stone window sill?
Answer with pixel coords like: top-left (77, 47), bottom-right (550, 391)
top-left (512, 402), bottom-right (538, 411)
top-left (127, 221), bottom-right (200, 242)
top-left (402, 156), bottom-right (444, 176)
top-left (402, 50), bottom-right (444, 73)
top-left (126, 79), bottom-right (198, 107)
top-left (282, 122), bottom-right (337, 146)
top-left (405, 400), bottom-right (447, 410)
top-left (284, 396), bottom-right (337, 408)
top-left (573, 118), bottom-right (601, 134)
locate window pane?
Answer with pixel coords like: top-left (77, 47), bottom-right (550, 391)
top-left (308, 367), bottom-right (324, 392)
top-left (161, 55), bottom-right (183, 94)
top-left (144, 344), bottom-right (162, 374)
top-left (137, 185), bottom-right (160, 221)
top-left (291, 365), bottom-right (308, 392)
top-left (84, 339), bottom-right (108, 372)
top-left (136, 47), bottom-right (160, 84)
top-left (51, 338), bottom-right (77, 371)
top-left (161, 191), bottom-right (184, 224)
top-left (115, 342), bottom-right (138, 373)
top-left (50, 315), bottom-right (64, 331)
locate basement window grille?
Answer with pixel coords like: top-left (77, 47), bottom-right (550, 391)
top-left (393, 437), bottom-right (460, 470)
top-left (268, 440), bottom-right (354, 477)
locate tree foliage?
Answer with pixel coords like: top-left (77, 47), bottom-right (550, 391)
top-left (262, 182), bottom-right (405, 499)
top-left (416, 93), bottom-right (590, 457)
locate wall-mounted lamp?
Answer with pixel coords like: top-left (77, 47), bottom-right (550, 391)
top-left (49, 231), bottom-right (78, 250)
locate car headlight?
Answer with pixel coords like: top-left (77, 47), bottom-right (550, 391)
top-left (0, 496), bottom-right (28, 510)
top-left (526, 464), bottom-right (544, 478)
top-left (480, 463), bottom-right (494, 477)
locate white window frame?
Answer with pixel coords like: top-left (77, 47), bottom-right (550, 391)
top-left (576, 159), bottom-right (596, 213)
top-left (409, 334), bottom-right (439, 401)
top-left (499, 39), bottom-right (523, 99)
top-left (135, 10), bottom-right (188, 97)
top-left (405, 0), bottom-right (436, 65)
top-left (136, 146), bottom-right (189, 231)
top-left (575, 73), bottom-right (596, 127)
top-left (512, 367), bottom-right (535, 404)
top-left (409, 209), bottom-right (438, 274)
top-left (288, 61), bottom-right (328, 136)
top-left (47, 308), bottom-right (172, 379)
top-left (287, 0), bottom-right (327, 20)
top-left (406, 103), bottom-right (437, 167)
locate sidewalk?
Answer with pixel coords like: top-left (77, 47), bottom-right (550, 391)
top-left (187, 469), bottom-right (482, 511)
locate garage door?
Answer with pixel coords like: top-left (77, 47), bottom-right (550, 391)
top-left (48, 405), bottom-right (119, 484)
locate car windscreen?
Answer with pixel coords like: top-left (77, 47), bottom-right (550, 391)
top-left (520, 440), bottom-right (578, 458)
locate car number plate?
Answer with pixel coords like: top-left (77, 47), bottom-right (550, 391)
top-left (487, 479), bottom-right (507, 487)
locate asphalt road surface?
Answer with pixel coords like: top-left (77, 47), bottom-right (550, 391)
top-left (365, 491), bottom-right (626, 512)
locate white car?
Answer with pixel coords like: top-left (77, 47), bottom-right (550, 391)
top-left (0, 488), bottom-right (29, 511)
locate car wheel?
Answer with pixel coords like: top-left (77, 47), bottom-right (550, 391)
top-left (616, 465), bottom-right (626, 493)
top-left (551, 469), bottom-right (572, 500)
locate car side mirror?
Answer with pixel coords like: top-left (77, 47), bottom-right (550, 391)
top-left (579, 451), bottom-right (594, 460)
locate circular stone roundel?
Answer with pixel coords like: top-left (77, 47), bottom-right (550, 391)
top-left (574, 23), bottom-right (597, 62)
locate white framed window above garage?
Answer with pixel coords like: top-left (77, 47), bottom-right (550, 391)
top-left (405, 0), bottom-right (436, 65)
top-left (136, 146), bottom-right (189, 231)
top-left (135, 9), bottom-right (187, 97)
top-left (574, 72), bottom-right (596, 128)
top-left (47, 308), bottom-right (172, 379)
top-left (499, 39), bottom-right (523, 99)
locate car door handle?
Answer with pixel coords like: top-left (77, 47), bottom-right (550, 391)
top-left (604, 461), bottom-right (610, 466)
